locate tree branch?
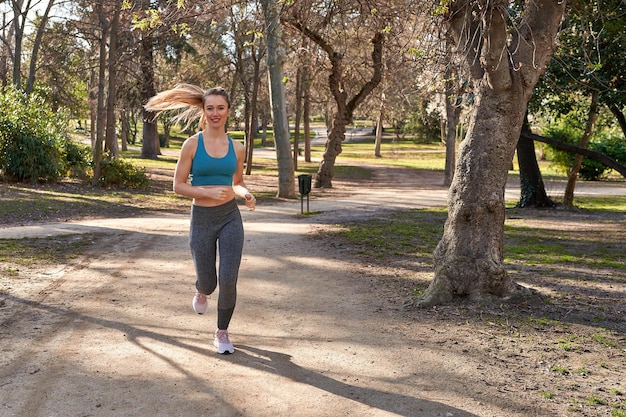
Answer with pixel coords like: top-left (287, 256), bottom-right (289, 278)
top-left (346, 32), bottom-right (384, 116)
top-left (522, 131), bottom-right (626, 179)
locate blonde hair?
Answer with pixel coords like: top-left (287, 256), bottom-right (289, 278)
top-left (144, 83), bottom-right (231, 131)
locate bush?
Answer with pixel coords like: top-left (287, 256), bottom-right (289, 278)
top-left (0, 85), bottom-right (77, 182)
top-left (402, 100), bottom-right (441, 144)
top-left (542, 115), bottom-right (624, 181)
top-left (580, 133), bottom-right (626, 180)
top-left (62, 140), bottom-right (92, 179)
top-left (98, 155), bottom-right (149, 189)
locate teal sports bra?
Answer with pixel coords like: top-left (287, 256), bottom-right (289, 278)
top-left (189, 133), bottom-right (237, 186)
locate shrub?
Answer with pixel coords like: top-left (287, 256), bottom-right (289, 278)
top-left (543, 116), bottom-right (625, 181)
top-left (62, 140), bottom-right (92, 179)
top-left (0, 85), bottom-right (75, 182)
top-left (98, 155), bottom-right (148, 189)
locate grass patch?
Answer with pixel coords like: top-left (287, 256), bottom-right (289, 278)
top-left (551, 365), bottom-right (570, 375)
top-left (0, 182), bottom-right (189, 226)
top-left (593, 332), bottom-right (619, 348)
top-left (0, 235), bottom-right (94, 278)
top-left (328, 209), bottom-right (446, 261)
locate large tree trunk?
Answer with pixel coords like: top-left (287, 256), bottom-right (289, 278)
top-left (417, 0), bottom-right (565, 307)
top-left (562, 91), bottom-right (599, 209)
top-left (261, 0), bottom-right (296, 198)
top-left (516, 116), bottom-right (554, 208)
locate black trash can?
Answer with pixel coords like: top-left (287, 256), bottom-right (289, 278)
top-left (298, 174), bottom-right (312, 195)
top-left (297, 174), bottom-right (313, 213)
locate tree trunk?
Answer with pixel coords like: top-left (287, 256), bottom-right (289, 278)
top-left (245, 52), bottom-right (261, 176)
top-left (417, 0), bottom-right (565, 307)
top-left (92, 3), bottom-right (109, 186)
top-left (25, 0), bottom-right (55, 94)
top-left (120, 110), bottom-right (129, 152)
top-left (139, 29), bottom-right (158, 159)
top-left (375, 91), bottom-right (384, 158)
top-left (11, 0), bottom-right (24, 88)
top-left (516, 116), bottom-right (554, 208)
top-left (609, 104), bottom-right (626, 138)
top-left (105, 1), bottom-right (121, 157)
top-left (303, 72), bottom-right (312, 163)
top-left (443, 65), bottom-right (460, 187)
top-left (261, 0), bottom-right (296, 198)
top-left (293, 65), bottom-right (304, 170)
top-left (562, 91), bottom-right (599, 209)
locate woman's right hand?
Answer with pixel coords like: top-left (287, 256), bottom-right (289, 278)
top-left (202, 186), bottom-right (231, 201)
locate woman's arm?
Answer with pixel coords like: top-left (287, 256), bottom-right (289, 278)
top-left (232, 140), bottom-right (256, 210)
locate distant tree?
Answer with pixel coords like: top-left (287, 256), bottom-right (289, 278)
top-left (260, 0), bottom-right (295, 198)
top-left (283, 1), bottom-right (387, 188)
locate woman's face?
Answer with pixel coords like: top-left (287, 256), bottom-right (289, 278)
top-left (203, 94), bottom-right (230, 129)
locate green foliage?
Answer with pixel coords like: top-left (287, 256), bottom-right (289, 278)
top-left (98, 154), bottom-right (149, 189)
top-left (581, 133), bottom-right (626, 180)
top-left (541, 114), bottom-right (583, 173)
top-left (0, 85), bottom-right (81, 183)
top-left (542, 113), bottom-right (625, 180)
top-left (61, 140), bottom-right (92, 179)
top-left (402, 100), bottom-right (441, 144)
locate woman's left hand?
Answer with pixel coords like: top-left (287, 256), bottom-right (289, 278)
top-left (244, 194), bottom-right (256, 211)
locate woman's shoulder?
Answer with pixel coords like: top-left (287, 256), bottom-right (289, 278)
top-left (183, 133), bottom-right (201, 145)
top-left (180, 133), bottom-right (200, 155)
top-left (229, 136), bottom-right (245, 157)
top-left (229, 135), bottom-right (244, 150)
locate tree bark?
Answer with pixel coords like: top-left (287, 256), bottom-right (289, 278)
top-left (261, 0), bottom-right (296, 198)
top-left (417, 0), bottom-right (566, 307)
top-left (562, 91), bottom-right (599, 208)
top-left (443, 64), bottom-right (460, 187)
top-left (516, 116), bottom-right (554, 208)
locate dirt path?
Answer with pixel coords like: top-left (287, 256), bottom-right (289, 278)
top-left (1, 167), bottom-right (625, 417)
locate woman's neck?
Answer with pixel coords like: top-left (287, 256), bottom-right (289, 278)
top-left (202, 128), bottom-right (227, 141)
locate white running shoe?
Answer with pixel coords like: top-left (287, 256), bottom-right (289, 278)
top-left (214, 329), bottom-right (235, 354)
top-left (192, 292), bottom-right (209, 314)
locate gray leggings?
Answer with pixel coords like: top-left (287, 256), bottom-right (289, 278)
top-left (189, 199), bottom-right (244, 330)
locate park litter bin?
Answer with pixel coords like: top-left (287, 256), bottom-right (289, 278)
top-left (298, 174), bottom-right (312, 195)
top-left (298, 174), bottom-right (312, 213)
